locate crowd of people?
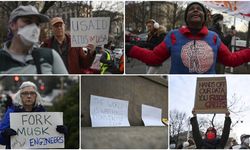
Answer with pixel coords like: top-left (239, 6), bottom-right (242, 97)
top-left (0, 5), bottom-right (124, 74)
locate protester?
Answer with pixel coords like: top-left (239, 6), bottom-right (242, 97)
top-left (183, 139), bottom-right (196, 149)
top-left (230, 138), bottom-right (239, 149)
top-left (119, 54), bottom-right (124, 74)
top-left (0, 5), bottom-right (68, 74)
top-left (169, 139), bottom-right (177, 149)
top-left (143, 19), bottom-right (166, 74)
top-left (224, 26), bottom-right (236, 51)
top-left (239, 134), bottom-right (250, 149)
top-left (126, 2), bottom-right (250, 74)
top-left (41, 17), bottom-right (96, 74)
top-left (0, 81), bottom-right (67, 148)
top-left (100, 41), bottom-right (119, 74)
top-left (190, 110), bottom-right (231, 149)
top-left (209, 13), bottom-right (228, 74)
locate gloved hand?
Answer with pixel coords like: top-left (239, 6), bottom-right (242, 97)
top-left (1, 128), bottom-right (17, 138)
top-left (56, 125), bottom-right (68, 135)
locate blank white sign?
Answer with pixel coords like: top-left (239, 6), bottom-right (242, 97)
top-left (142, 104), bottom-right (164, 126)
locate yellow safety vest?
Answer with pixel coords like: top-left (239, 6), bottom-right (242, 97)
top-left (100, 50), bottom-right (111, 74)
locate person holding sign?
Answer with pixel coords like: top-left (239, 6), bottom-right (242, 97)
top-left (42, 17), bottom-right (96, 74)
top-left (0, 5), bottom-right (68, 74)
top-left (126, 2), bottom-right (250, 74)
top-left (0, 81), bottom-right (67, 149)
top-left (190, 109), bottom-right (231, 149)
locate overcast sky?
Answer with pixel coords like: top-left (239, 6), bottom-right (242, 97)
top-left (92, 1), bottom-right (124, 13)
top-left (169, 75), bottom-right (250, 142)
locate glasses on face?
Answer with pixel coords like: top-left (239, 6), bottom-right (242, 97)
top-left (21, 91), bottom-right (37, 97)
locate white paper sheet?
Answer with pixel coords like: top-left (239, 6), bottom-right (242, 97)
top-left (90, 95), bottom-right (130, 127)
top-left (10, 112), bottom-right (64, 149)
top-left (142, 104), bottom-right (164, 126)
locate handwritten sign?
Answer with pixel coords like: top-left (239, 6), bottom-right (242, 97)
top-left (70, 17), bottom-right (110, 47)
top-left (141, 104), bottom-right (164, 126)
top-left (90, 95), bottom-right (130, 127)
top-left (194, 77), bottom-right (227, 113)
top-left (10, 112), bottom-right (64, 149)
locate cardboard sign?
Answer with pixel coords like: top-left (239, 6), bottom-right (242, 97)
top-left (10, 112), bottom-right (64, 149)
top-left (141, 104), bottom-right (164, 126)
top-left (194, 77), bottom-right (227, 113)
top-left (90, 95), bottom-right (130, 127)
top-left (70, 17), bottom-right (110, 47)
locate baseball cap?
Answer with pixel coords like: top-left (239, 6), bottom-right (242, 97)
top-left (50, 17), bottom-right (64, 26)
top-left (9, 5), bottom-right (49, 23)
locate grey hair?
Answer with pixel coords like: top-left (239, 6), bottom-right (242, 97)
top-left (14, 81), bottom-right (42, 106)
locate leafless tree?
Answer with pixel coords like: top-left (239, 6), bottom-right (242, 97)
top-left (170, 109), bottom-right (187, 145)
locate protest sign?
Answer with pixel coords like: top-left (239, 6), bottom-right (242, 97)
top-left (10, 112), bottom-right (64, 149)
top-left (141, 104), bottom-right (164, 126)
top-left (194, 77), bottom-right (227, 113)
top-left (90, 54), bottom-right (102, 70)
top-left (90, 95), bottom-right (130, 127)
top-left (70, 17), bottom-right (110, 47)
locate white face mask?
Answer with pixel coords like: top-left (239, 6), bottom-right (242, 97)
top-left (17, 23), bottom-right (40, 46)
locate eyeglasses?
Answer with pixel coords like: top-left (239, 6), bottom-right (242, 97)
top-left (20, 91), bottom-right (37, 97)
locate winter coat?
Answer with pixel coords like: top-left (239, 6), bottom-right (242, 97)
top-left (146, 25), bottom-right (167, 50)
top-left (0, 42), bottom-right (68, 74)
top-left (190, 116), bottom-right (231, 149)
top-left (42, 34), bottom-right (96, 74)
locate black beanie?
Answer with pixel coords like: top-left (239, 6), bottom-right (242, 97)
top-left (185, 2), bottom-right (207, 26)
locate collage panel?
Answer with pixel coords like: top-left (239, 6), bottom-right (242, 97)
top-left (81, 76), bottom-right (168, 149)
top-left (0, 1), bottom-right (124, 75)
top-left (169, 75), bottom-right (250, 149)
top-left (0, 75), bottom-right (79, 149)
top-left (125, 1), bottom-right (250, 74)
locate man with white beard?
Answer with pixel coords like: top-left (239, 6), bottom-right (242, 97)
top-left (0, 5), bottom-right (68, 74)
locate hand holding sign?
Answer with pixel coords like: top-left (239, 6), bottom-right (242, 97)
top-left (1, 128), bottom-right (17, 138)
top-left (56, 125), bottom-right (68, 135)
top-left (86, 44), bottom-right (96, 54)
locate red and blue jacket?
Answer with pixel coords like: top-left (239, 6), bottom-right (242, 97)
top-left (129, 26), bottom-right (250, 74)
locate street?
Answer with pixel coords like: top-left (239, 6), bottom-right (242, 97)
top-left (125, 57), bottom-right (171, 74)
